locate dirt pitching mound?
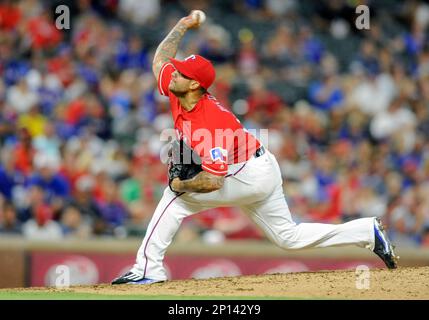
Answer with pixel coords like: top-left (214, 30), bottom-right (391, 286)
top-left (9, 266), bottom-right (429, 299)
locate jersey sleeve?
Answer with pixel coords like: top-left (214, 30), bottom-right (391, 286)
top-left (157, 62), bottom-right (174, 96)
top-left (201, 148), bottom-right (229, 176)
top-left (194, 130), bottom-right (230, 177)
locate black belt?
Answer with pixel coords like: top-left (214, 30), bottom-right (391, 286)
top-left (254, 146), bottom-right (265, 158)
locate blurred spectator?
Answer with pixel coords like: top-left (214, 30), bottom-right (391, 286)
top-left (116, 34), bottom-right (150, 71)
top-left (0, 201), bottom-right (22, 235)
top-left (47, 46), bottom-right (76, 88)
top-left (97, 178), bottom-right (129, 235)
top-left (299, 25), bottom-right (324, 65)
top-left (348, 70), bottom-right (396, 116)
top-left (17, 105), bottom-right (47, 138)
top-left (33, 122), bottom-right (61, 160)
top-left (236, 30), bottom-right (260, 76)
top-left (16, 184), bottom-right (45, 222)
top-left (265, 0), bottom-right (297, 18)
top-left (277, 135), bottom-right (311, 182)
top-left (355, 186), bottom-right (387, 218)
top-left (35, 72), bottom-right (63, 115)
top-left (60, 206), bottom-right (91, 239)
top-left (246, 77), bottom-right (283, 119)
top-left (0, 149), bottom-right (25, 202)
top-left (18, 0), bottom-right (43, 22)
top-left (195, 207), bottom-right (264, 243)
top-left (389, 187), bottom-right (425, 246)
top-left (313, 52), bottom-right (341, 96)
top-left (65, 175), bottom-right (107, 236)
top-left (370, 96), bottom-right (417, 143)
top-left (198, 24), bottom-right (233, 64)
top-left (51, 105), bottom-right (77, 141)
top-left (0, 1), bottom-right (22, 31)
top-left (403, 21), bottom-right (427, 56)
top-left (384, 171), bottom-right (404, 204)
top-left (12, 127), bottom-right (35, 176)
top-left (307, 182), bottom-right (342, 223)
top-left (27, 152), bottom-right (70, 214)
top-left (262, 23), bottom-right (294, 68)
top-left (25, 10), bottom-right (62, 51)
top-left (120, 164), bottom-right (144, 204)
top-left (6, 77), bottom-right (39, 114)
top-left (313, 0), bottom-right (355, 35)
top-left (22, 203), bottom-right (63, 240)
top-left (118, 0), bottom-right (160, 26)
top-left (120, 162), bottom-right (161, 236)
top-left (337, 110), bottom-right (369, 144)
top-left (124, 201), bottom-right (153, 238)
top-left (351, 40), bottom-right (380, 76)
top-left (308, 72), bottom-right (344, 112)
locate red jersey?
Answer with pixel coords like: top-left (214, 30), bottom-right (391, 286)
top-left (158, 62), bottom-right (260, 176)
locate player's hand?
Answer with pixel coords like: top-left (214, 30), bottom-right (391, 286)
top-left (178, 13), bottom-right (200, 29)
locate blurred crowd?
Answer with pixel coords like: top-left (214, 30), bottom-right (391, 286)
top-left (0, 0), bottom-right (428, 247)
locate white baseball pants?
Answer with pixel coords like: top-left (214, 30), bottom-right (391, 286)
top-left (131, 150), bottom-right (376, 281)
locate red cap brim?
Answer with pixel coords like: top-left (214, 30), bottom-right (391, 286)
top-left (169, 58), bottom-right (195, 80)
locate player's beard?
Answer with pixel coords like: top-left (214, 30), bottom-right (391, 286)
top-left (169, 84), bottom-right (188, 97)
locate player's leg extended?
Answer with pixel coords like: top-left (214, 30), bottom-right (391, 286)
top-left (241, 150), bottom-right (375, 249)
top-left (242, 184), bottom-right (375, 250)
top-left (242, 185), bottom-right (398, 268)
top-left (113, 187), bottom-right (205, 284)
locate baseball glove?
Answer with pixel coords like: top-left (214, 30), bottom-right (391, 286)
top-left (167, 139), bottom-right (203, 193)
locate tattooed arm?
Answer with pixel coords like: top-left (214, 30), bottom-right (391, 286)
top-left (152, 14), bottom-right (200, 80)
top-left (171, 171), bottom-right (225, 193)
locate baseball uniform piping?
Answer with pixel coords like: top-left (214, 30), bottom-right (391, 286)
top-left (142, 191), bottom-right (185, 278)
top-left (225, 163), bottom-right (246, 178)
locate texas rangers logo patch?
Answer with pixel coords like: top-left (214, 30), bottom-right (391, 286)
top-left (210, 147), bottom-right (227, 163)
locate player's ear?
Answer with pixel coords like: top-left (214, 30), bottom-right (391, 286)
top-left (189, 80), bottom-right (201, 91)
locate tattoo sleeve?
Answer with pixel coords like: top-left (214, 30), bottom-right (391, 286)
top-left (152, 23), bottom-right (188, 80)
top-left (177, 171), bottom-right (225, 193)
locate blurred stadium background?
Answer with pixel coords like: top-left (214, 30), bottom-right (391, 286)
top-left (0, 0), bottom-right (429, 288)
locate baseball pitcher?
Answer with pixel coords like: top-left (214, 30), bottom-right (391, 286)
top-left (112, 11), bottom-right (398, 285)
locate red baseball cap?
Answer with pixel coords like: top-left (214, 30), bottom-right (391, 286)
top-left (169, 55), bottom-right (216, 90)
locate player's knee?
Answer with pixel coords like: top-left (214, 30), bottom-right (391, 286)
top-left (278, 238), bottom-right (297, 249)
top-left (272, 234), bottom-right (293, 249)
top-left (274, 227), bottom-right (300, 249)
